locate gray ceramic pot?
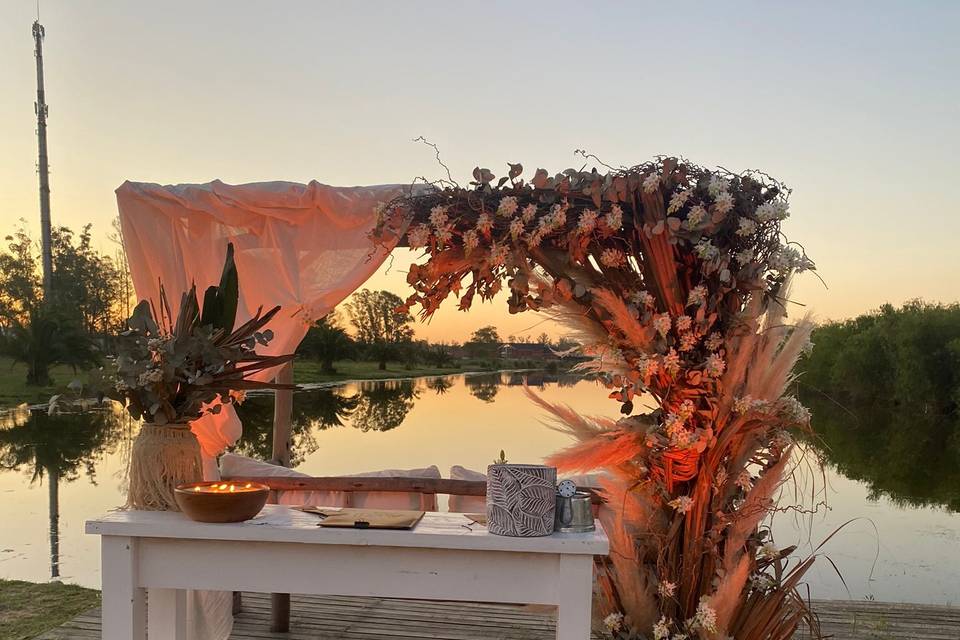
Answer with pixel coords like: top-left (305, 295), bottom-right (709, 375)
top-left (486, 464), bottom-right (557, 537)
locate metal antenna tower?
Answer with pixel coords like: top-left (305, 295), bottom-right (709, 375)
top-left (33, 18), bottom-right (53, 299)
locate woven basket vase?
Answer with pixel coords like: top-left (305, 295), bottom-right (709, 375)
top-left (127, 423), bottom-right (203, 511)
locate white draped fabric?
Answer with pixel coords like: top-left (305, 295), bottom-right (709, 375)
top-left (115, 179), bottom-right (406, 639)
top-left (117, 179), bottom-right (405, 459)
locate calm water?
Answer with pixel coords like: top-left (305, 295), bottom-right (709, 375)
top-left (1, 373), bottom-right (958, 604)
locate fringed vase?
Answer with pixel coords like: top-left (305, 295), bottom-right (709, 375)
top-left (127, 423), bottom-right (203, 511)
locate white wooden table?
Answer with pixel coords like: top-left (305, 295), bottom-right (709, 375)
top-left (86, 505), bottom-right (608, 640)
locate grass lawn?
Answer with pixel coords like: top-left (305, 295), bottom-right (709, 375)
top-left (0, 356), bottom-right (540, 409)
top-left (0, 579), bottom-right (100, 640)
top-left (292, 359), bottom-right (521, 384)
top-left (0, 358), bottom-right (92, 410)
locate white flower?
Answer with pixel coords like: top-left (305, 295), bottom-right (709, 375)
top-left (705, 332), bottom-right (723, 351)
top-left (668, 495), bottom-right (694, 514)
top-left (549, 203), bottom-right (567, 228)
top-left (429, 205), bottom-right (449, 228)
top-left (773, 200), bottom-right (790, 220)
top-left (605, 205), bottom-right (623, 231)
top-left (684, 205), bottom-right (708, 230)
top-left (600, 247), bottom-right (626, 268)
top-left (489, 243), bottom-right (509, 267)
top-left (407, 223), bottom-right (432, 249)
top-left (653, 617), bottom-right (671, 640)
top-left (521, 203), bottom-right (538, 222)
top-left (734, 247), bottom-right (754, 265)
top-left (675, 315), bottom-right (692, 333)
top-left (713, 191), bottom-right (734, 215)
top-left (603, 612), bottom-right (624, 632)
top-left (737, 217), bottom-right (757, 236)
top-left (694, 238), bottom-right (719, 260)
top-left (463, 229), bottom-right (480, 252)
top-left (687, 286), bottom-right (707, 307)
top-left (733, 396), bottom-right (754, 414)
top-left (642, 172), bottom-right (660, 193)
top-left (653, 313), bottom-right (672, 337)
top-left (707, 175), bottom-right (730, 197)
top-left (435, 225), bottom-right (453, 245)
top-left (714, 467), bottom-right (728, 487)
top-left (690, 597), bottom-right (718, 634)
top-left (663, 349), bottom-right (681, 376)
top-left (771, 429), bottom-right (793, 450)
top-left (639, 355), bottom-right (659, 378)
top-left (704, 353), bottom-right (725, 377)
top-left (476, 212), bottom-right (493, 234)
top-left (577, 209), bottom-right (598, 233)
top-left (779, 395), bottom-right (811, 424)
top-left (736, 470), bottom-right (753, 491)
top-left (768, 245), bottom-right (803, 272)
top-left (631, 290), bottom-right (655, 308)
top-left (678, 332), bottom-right (698, 352)
top-left (667, 189), bottom-right (692, 214)
top-left (677, 399), bottom-right (696, 420)
top-left (755, 201), bottom-right (777, 222)
top-left (751, 572), bottom-right (777, 590)
top-left (658, 580), bottom-right (677, 598)
top-left (526, 231), bottom-right (544, 248)
top-left (758, 542), bottom-right (779, 560)
top-left (509, 218), bottom-right (524, 239)
top-left (497, 196), bottom-right (519, 217)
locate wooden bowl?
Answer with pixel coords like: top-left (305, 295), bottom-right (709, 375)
top-left (174, 481), bottom-right (270, 523)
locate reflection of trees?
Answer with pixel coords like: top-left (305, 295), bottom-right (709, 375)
top-left (465, 373), bottom-right (502, 403)
top-left (233, 389), bottom-right (359, 466)
top-left (0, 405), bottom-right (126, 578)
top-left (426, 377), bottom-right (453, 395)
top-left (801, 393), bottom-right (960, 512)
top-left (349, 380), bottom-right (419, 432)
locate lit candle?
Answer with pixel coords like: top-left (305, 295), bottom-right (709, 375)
top-left (188, 482), bottom-right (264, 494)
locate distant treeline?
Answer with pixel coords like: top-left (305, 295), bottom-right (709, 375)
top-left (798, 301), bottom-right (960, 511)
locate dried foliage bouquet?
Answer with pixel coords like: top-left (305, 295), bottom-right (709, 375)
top-left (111, 243), bottom-right (296, 510)
top-left (373, 157), bottom-right (818, 639)
top-left (110, 243), bottom-right (295, 425)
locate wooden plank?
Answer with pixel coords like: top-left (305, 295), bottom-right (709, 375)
top-left (39, 595), bottom-right (960, 640)
top-left (223, 475), bottom-right (604, 504)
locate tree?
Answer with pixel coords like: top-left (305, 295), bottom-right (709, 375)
top-left (0, 223), bottom-right (124, 385)
top-left (344, 289), bottom-right (414, 370)
top-left (465, 325), bottom-right (501, 359)
top-left (0, 303), bottom-right (100, 386)
top-left (298, 311), bottom-right (354, 373)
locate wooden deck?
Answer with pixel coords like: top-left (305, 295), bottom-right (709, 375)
top-left (38, 592), bottom-right (960, 639)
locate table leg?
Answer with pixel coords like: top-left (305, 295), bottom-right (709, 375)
top-left (148, 588), bottom-right (188, 640)
top-left (101, 536), bottom-right (146, 640)
top-left (555, 554), bottom-right (594, 640)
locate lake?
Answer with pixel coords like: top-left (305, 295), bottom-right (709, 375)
top-left (1, 372), bottom-right (958, 605)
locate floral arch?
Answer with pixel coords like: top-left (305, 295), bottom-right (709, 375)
top-left (373, 157), bottom-right (818, 639)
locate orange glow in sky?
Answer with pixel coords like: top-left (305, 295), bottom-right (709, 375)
top-left (1, 2), bottom-right (958, 342)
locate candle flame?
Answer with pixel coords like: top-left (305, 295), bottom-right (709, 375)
top-left (245, 483), bottom-right (252, 489)
top-left (194, 486), bottom-right (201, 492)
top-left (218, 483), bottom-right (227, 490)
top-left (229, 485), bottom-right (235, 493)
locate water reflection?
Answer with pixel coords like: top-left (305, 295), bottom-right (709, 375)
top-left (802, 393), bottom-right (960, 512)
top-left (0, 405), bottom-right (128, 579)
top-left (2, 372), bottom-right (959, 601)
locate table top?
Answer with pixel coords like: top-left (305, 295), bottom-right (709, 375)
top-left (86, 505), bottom-right (609, 556)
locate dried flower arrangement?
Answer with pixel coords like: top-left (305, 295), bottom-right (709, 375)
top-left (111, 244), bottom-right (296, 510)
top-left (373, 157), bottom-right (819, 639)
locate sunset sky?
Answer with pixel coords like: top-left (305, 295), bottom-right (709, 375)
top-left (1, 1), bottom-right (958, 342)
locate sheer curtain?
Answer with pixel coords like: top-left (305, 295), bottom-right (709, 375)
top-left (116, 179), bottom-right (406, 639)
